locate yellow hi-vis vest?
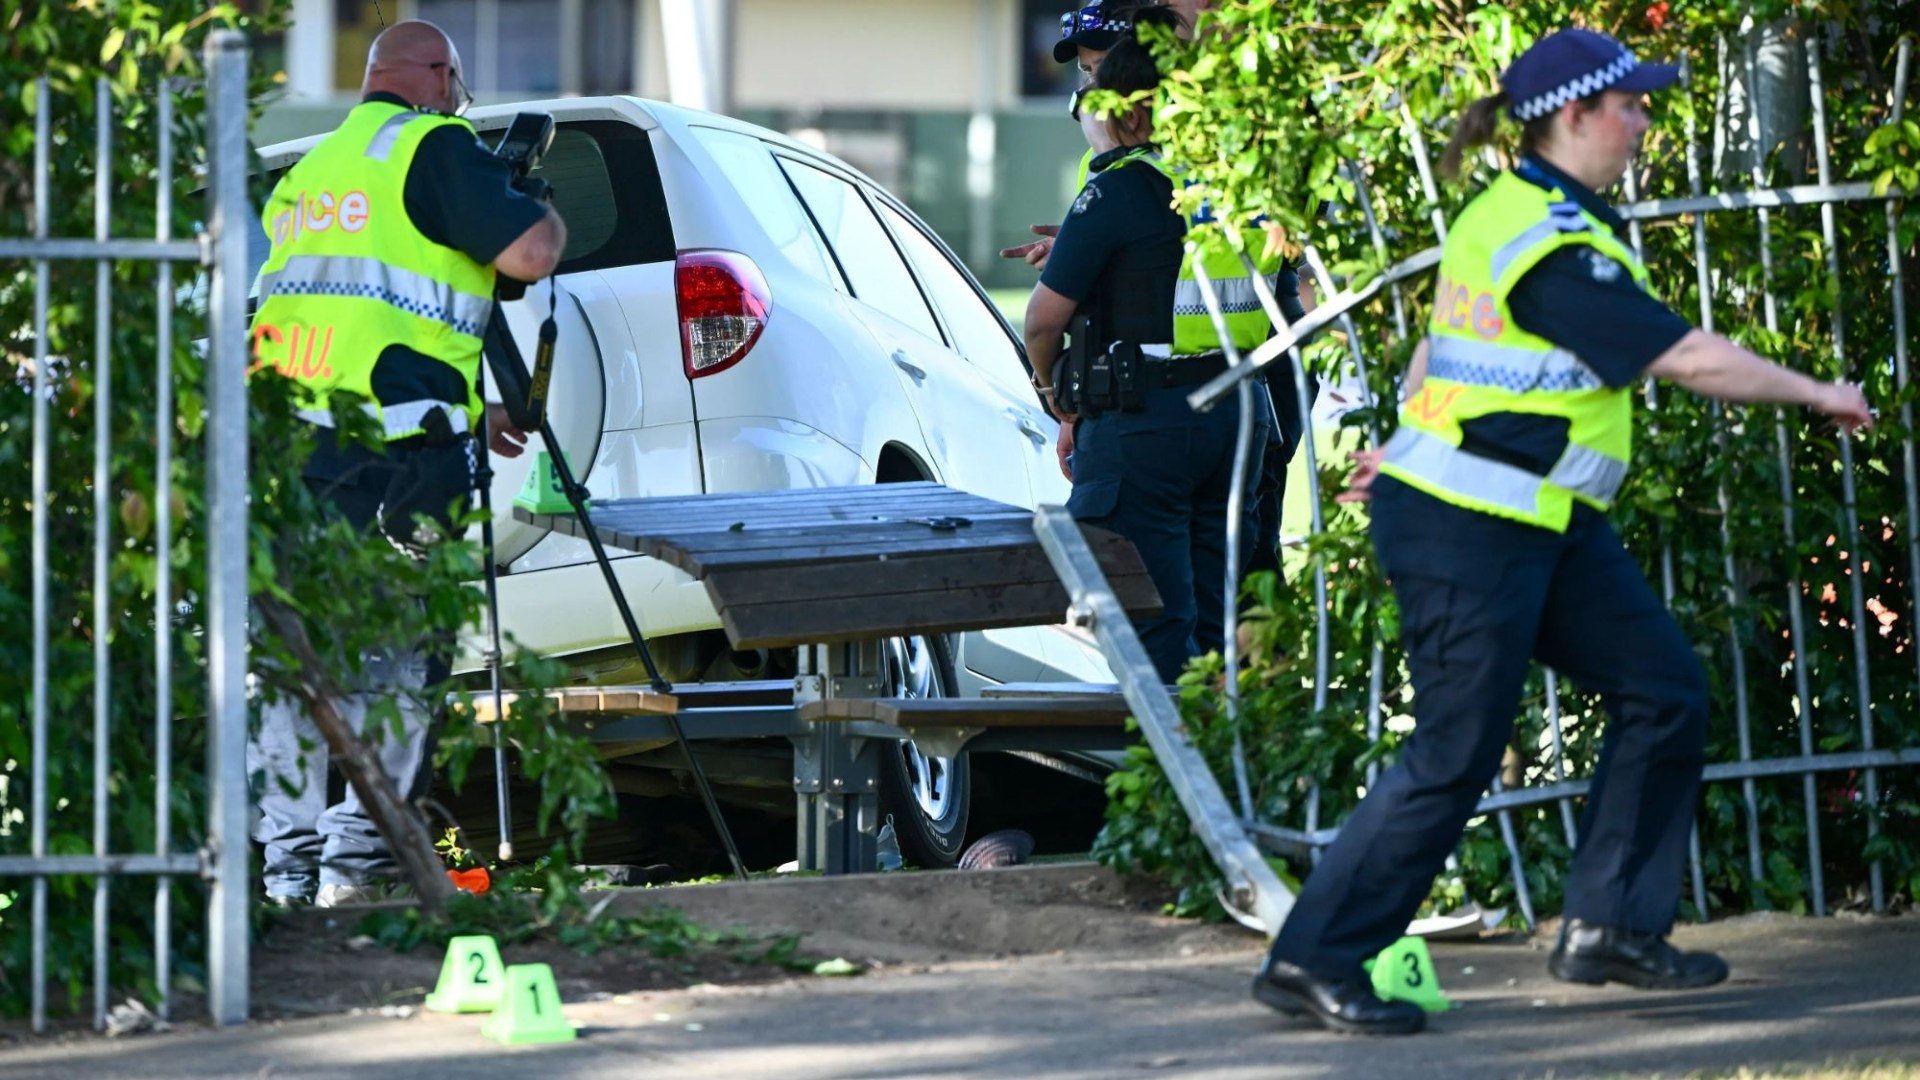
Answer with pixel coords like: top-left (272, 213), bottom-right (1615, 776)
top-left (1104, 149), bottom-right (1284, 357)
top-left (251, 100), bottom-right (495, 440)
top-left (1378, 170), bottom-right (1648, 533)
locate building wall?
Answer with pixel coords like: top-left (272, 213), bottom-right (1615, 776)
top-left (256, 0), bottom-right (1091, 286)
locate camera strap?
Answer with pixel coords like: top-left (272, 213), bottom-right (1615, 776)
top-left (523, 276), bottom-right (559, 428)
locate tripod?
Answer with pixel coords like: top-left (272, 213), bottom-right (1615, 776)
top-left (471, 284), bottom-right (748, 881)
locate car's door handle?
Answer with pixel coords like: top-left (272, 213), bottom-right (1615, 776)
top-left (891, 351), bottom-right (927, 382)
top-left (1015, 415), bottom-right (1049, 445)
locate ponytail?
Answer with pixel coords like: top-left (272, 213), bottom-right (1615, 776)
top-left (1439, 89), bottom-right (1608, 181)
top-left (1439, 92), bottom-right (1508, 181)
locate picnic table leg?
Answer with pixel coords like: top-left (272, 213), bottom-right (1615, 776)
top-left (792, 642), bottom-right (882, 875)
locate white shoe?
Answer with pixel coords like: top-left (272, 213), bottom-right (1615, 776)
top-left (315, 882), bottom-right (410, 908)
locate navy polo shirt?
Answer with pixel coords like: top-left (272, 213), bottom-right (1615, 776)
top-left (1455, 157), bottom-right (1694, 476)
top-left (1040, 146), bottom-right (1185, 349)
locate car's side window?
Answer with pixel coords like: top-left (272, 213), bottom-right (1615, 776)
top-left (690, 127), bottom-right (838, 288)
top-left (876, 202), bottom-right (1033, 394)
top-left (778, 159), bottom-right (942, 343)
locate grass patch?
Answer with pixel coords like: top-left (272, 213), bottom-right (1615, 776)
top-left (989, 288), bottom-right (1028, 334)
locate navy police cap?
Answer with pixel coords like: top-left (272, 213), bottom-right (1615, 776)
top-left (1502, 28), bottom-right (1680, 122)
top-left (1054, 2), bottom-right (1131, 63)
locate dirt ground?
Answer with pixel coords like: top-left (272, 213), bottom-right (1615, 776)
top-left (9, 864), bottom-right (1918, 1080)
top-left (249, 862), bottom-right (1221, 1020)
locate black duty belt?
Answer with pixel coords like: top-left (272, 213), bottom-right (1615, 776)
top-left (1147, 352), bottom-right (1230, 388)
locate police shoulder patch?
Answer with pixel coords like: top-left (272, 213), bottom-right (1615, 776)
top-left (1070, 183), bottom-right (1102, 216)
top-left (1586, 249), bottom-right (1623, 283)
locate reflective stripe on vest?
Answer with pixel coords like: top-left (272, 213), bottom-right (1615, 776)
top-left (1489, 206), bottom-right (1592, 283)
top-left (1172, 270), bottom-right (1283, 319)
top-left (1384, 427), bottom-right (1629, 518)
top-left (297, 399), bottom-right (473, 439)
top-left (1425, 335), bottom-right (1604, 394)
top-left (257, 254), bottom-right (491, 338)
top-left (1103, 149), bottom-right (1281, 356)
top-left (250, 101), bottom-right (495, 441)
top-left (1379, 170), bottom-right (1647, 532)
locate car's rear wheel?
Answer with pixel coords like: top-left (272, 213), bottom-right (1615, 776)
top-left (877, 633), bottom-right (970, 868)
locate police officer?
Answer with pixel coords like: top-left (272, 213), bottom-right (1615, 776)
top-left (1010, 2), bottom-right (1314, 585)
top-left (1251, 28), bottom-right (1872, 1035)
top-left (247, 20), bottom-right (566, 908)
top-left (1023, 5), bottom-right (1270, 682)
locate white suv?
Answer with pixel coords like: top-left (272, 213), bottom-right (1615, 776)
top-left (256, 97), bottom-right (1112, 869)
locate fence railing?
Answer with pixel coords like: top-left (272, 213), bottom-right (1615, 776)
top-left (0, 30), bottom-right (253, 1031)
top-left (1190, 34), bottom-right (1916, 927)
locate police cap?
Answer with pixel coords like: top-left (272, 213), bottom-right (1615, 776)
top-left (1502, 28), bottom-right (1681, 122)
top-left (1053, 2), bottom-right (1132, 64)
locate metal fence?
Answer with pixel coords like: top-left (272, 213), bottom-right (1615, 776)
top-left (0, 31), bottom-right (253, 1031)
top-left (1190, 35), bottom-right (1917, 927)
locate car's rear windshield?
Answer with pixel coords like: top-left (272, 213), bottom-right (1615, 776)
top-left (538, 119), bottom-right (675, 273)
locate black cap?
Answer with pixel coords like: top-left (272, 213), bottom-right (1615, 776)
top-left (1501, 28), bottom-right (1680, 121)
top-left (1053, 3), bottom-right (1131, 64)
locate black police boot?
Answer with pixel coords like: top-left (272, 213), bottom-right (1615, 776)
top-left (1547, 918), bottom-right (1729, 989)
top-left (1251, 958), bottom-right (1426, 1036)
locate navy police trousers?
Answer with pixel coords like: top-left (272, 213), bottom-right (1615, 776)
top-left (1067, 383), bottom-right (1268, 682)
top-left (1267, 475), bottom-right (1710, 980)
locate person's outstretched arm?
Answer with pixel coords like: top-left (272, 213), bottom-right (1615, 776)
top-left (1647, 330), bottom-right (1872, 430)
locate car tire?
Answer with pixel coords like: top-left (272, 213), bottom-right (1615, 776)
top-left (877, 633), bottom-right (970, 868)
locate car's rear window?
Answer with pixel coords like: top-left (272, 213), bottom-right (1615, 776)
top-left (533, 119), bottom-right (675, 274)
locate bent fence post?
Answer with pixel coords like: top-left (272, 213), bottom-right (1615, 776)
top-left (1033, 506), bottom-right (1295, 934)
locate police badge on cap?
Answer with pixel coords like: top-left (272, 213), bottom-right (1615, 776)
top-left (1502, 28), bottom-right (1681, 121)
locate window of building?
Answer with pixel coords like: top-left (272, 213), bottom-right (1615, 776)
top-left (577, 0), bottom-right (634, 94)
top-left (1021, 0), bottom-right (1085, 100)
top-left (418, 0), bottom-right (560, 95)
top-left (332, 0), bottom-right (387, 93)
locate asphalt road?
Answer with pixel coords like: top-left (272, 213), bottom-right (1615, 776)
top-left (6, 904), bottom-right (1916, 1079)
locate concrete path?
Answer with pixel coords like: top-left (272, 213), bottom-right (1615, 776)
top-left (5, 904), bottom-right (1915, 1079)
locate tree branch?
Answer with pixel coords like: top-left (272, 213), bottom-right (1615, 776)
top-left (253, 593), bottom-right (457, 911)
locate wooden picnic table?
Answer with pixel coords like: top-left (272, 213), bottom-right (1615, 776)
top-left (513, 481), bottom-right (1159, 647)
top-left (512, 481), bottom-right (1161, 874)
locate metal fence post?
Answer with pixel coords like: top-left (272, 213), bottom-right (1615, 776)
top-left (205, 28), bottom-right (253, 1027)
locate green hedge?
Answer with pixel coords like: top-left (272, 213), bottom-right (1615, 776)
top-left (0, 3), bottom-right (599, 1019)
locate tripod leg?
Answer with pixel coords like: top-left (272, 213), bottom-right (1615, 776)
top-left (475, 400), bottom-right (515, 862)
top-left (482, 299), bottom-right (744, 880)
top-left (538, 419), bottom-right (749, 882)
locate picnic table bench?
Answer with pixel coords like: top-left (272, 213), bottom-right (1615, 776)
top-left (512, 482), bottom-right (1160, 873)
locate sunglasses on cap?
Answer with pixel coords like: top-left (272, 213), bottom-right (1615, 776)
top-left (1058, 5), bottom-right (1131, 37)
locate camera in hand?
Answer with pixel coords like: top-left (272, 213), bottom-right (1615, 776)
top-left (493, 112), bottom-right (557, 302)
top-left (493, 111), bottom-right (555, 187)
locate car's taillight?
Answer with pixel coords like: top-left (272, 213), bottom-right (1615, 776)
top-left (675, 250), bottom-right (771, 379)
